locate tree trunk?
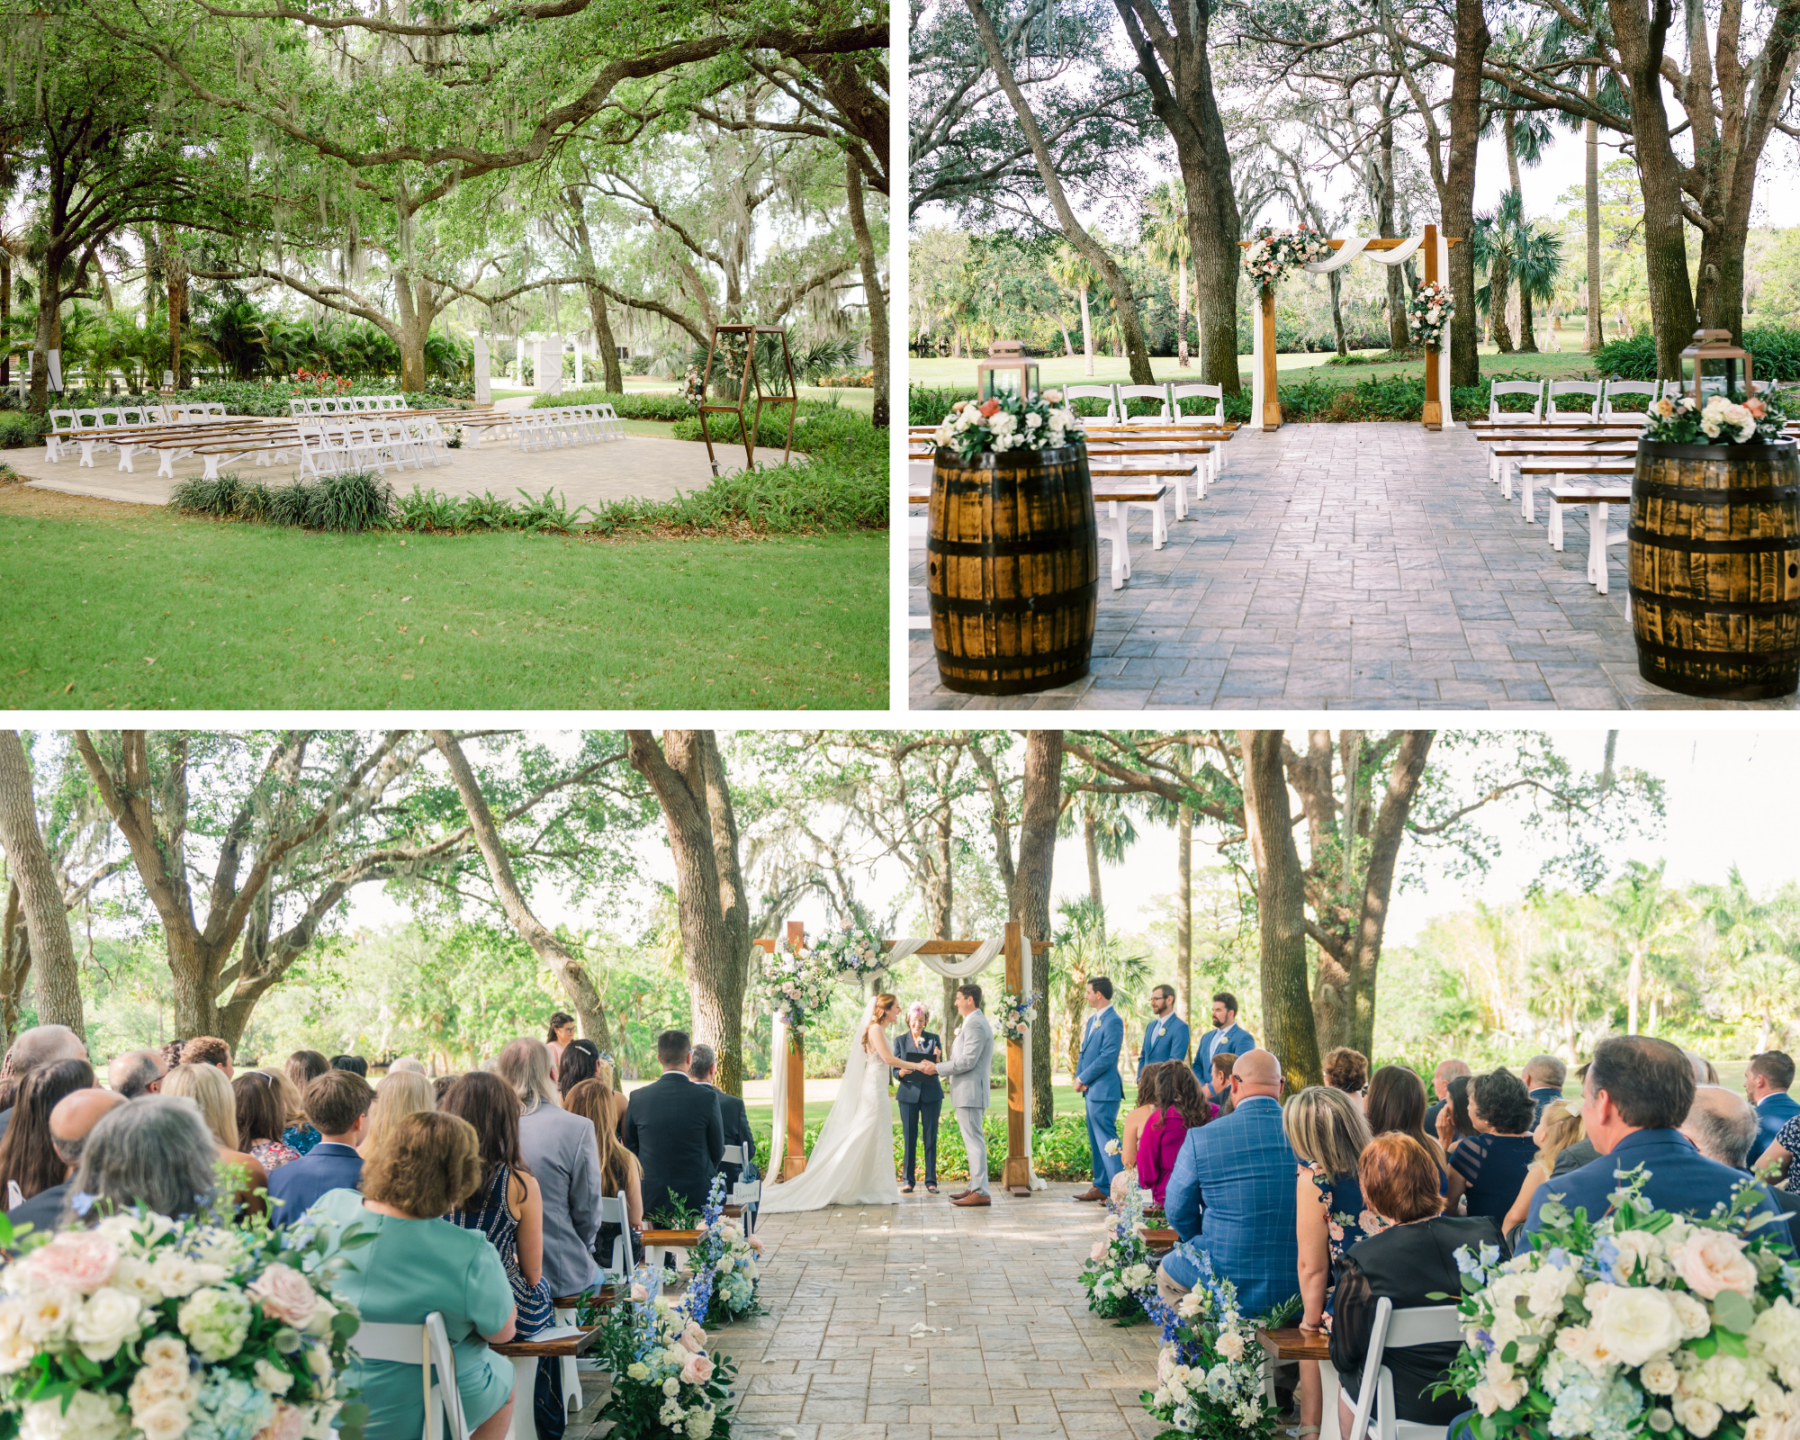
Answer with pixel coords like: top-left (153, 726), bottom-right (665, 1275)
top-left (1240, 731), bottom-right (1320, 1090)
top-left (585, 286), bottom-right (625, 393)
top-left (1519, 287), bottom-right (1539, 353)
top-left (845, 154), bottom-right (890, 427)
top-left (1176, 254), bottom-right (1190, 368)
top-left (1176, 803), bottom-right (1192, 1018)
top-left (1585, 71), bottom-right (1604, 352)
top-left (428, 732), bottom-right (611, 1044)
top-left (1079, 288), bottom-right (1095, 376)
top-left (1343, 732), bottom-right (1432, 1054)
top-left (1489, 252), bottom-right (1515, 352)
top-left (1083, 812), bottom-right (1105, 939)
top-left (0, 882), bottom-right (31, 1051)
top-left (0, 733), bottom-right (81, 1036)
top-left (163, 227), bottom-right (187, 388)
top-left (29, 273), bottom-right (57, 413)
top-left (1627, 949), bottom-right (1642, 1035)
top-left (1329, 270), bottom-right (1348, 357)
top-left (395, 277), bottom-right (431, 394)
top-left (1443, 0), bottom-right (1491, 388)
top-left (0, 250), bottom-right (10, 390)
top-left (1016, 731), bottom-right (1062, 1130)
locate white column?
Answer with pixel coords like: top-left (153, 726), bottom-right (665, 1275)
top-left (574, 342), bottom-right (584, 388)
top-left (472, 336), bottom-right (491, 405)
top-left (537, 334), bottom-right (564, 397)
top-left (514, 335), bottom-right (524, 384)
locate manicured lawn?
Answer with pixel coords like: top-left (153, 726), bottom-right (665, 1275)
top-left (0, 488), bottom-right (885, 708)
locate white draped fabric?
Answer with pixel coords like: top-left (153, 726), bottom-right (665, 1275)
top-left (765, 1010), bottom-right (792, 1185)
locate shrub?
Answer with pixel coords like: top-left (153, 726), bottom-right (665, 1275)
top-left (168, 470), bottom-right (395, 532)
top-left (1595, 334), bottom-right (1659, 381)
top-left (0, 412), bottom-right (47, 449)
top-left (529, 387), bottom-right (693, 421)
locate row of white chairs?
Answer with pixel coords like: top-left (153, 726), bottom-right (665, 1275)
top-left (1062, 380), bottom-right (1227, 426)
top-left (298, 417), bottom-right (449, 477)
top-left (509, 403), bottom-right (625, 452)
top-left (1489, 375), bottom-right (1797, 422)
top-left (288, 395), bottom-right (410, 416)
top-left (45, 404), bottom-right (230, 459)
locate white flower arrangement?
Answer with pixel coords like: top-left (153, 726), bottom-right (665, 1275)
top-left (0, 1209), bottom-right (360, 1440)
top-left (1407, 280), bottom-right (1454, 350)
top-left (1079, 1180), bottom-right (1157, 1323)
top-left (815, 925), bottom-right (886, 983)
top-left (588, 1276), bottom-right (735, 1440)
top-left (754, 935), bottom-right (836, 1034)
top-left (1240, 225), bottom-right (1334, 296)
top-left (997, 988), bottom-right (1038, 1046)
top-left (1142, 1248), bottom-right (1278, 1440)
top-left (1644, 389), bottom-right (1790, 446)
top-left (933, 390), bottom-right (1082, 463)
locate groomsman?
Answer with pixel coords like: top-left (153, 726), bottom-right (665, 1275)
top-left (1072, 977), bottom-right (1124, 1202)
top-left (1193, 992), bottom-right (1255, 1102)
top-left (1138, 985), bottom-right (1190, 1077)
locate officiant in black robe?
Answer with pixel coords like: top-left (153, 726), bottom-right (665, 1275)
top-left (893, 1004), bottom-right (944, 1194)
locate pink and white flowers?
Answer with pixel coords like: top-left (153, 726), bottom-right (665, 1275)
top-left (1407, 280), bottom-right (1454, 351)
top-left (1645, 388), bottom-right (1790, 445)
top-left (1241, 225), bottom-right (1334, 296)
top-left (933, 389), bottom-right (1081, 463)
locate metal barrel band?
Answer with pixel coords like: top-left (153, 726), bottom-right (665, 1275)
top-left (926, 527), bottom-right (1097, 558)
top-left (934, 647), bottom-right (1094, 674)
top-left (1631, 633), bottom-right (1800, 666)
top-left (1627, 587), bottom-right (1800, 618)
top-left (1633, 479), bottom-right (1800, 503)
top-left (1626, 526), bottom-right (1800, 555)
top-left (929, 584), bottom-right (1099, 617)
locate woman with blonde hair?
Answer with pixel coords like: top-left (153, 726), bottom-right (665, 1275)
top-left (1501, 1099), bottom-right (1586, 1234)
top-left (162, 1062), bottom-right (270, 1201)
top-left (564, 1077), bottom-right (644, 1270)
top-left (362, 1069), bottom-right (436, 1157)
top-left (1284, 1085), bottom-right (1376, 1440)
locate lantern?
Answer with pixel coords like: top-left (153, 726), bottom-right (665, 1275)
top-left (977, 340), bottom-right (1038, 404)
top-left (1679, 329), bottom-right (1756, 406)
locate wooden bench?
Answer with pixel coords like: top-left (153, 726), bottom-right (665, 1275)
top-left (491, 1324), bottom-right (603, 1440)
top-left (641, 1227), bottom-right (703, 1272)
top-left (1548, 481), bottom-right (1632, 593)
top-left (1504, 454), bottom-right (1635, 522)
top-left (1257, 1328), bottom-right (1339, 1440)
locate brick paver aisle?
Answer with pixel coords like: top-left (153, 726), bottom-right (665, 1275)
top-left (907, 422), bottom-right (1800, 711)
top-left (722, 1181), bottom-right (1162, 1439)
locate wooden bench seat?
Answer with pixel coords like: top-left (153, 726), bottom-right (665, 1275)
top-left (1548, 481), bottom-right (1632, 592)
top-left (1509, 458), bottom-right (1634, 524)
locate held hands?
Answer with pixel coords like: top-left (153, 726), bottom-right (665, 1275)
top-left (917, 1062), bottom-right (937, 1075)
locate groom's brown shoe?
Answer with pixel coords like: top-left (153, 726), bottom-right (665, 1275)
top-left (1071, 1186), bottom-right (1107, 1202)
top-left (952, 1192), bottom-right (991, 1206)
top-left (947, 1189), bottom-right (972, 1201)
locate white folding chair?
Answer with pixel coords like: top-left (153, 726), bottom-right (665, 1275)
top-left (1117, 382), bottom-right (1173, 425)
top-left (596, 403), bottom-right (625, 440)
top-left (349, 1313), bottom-right (472, 1440)
top-left (1488, 379), bottom-right (1544, 423)
top-left (728, 1177), bottom-right (762, 1235)
top-left (1547, 379), bottom-right (1602, 423)
top-left (1340, 1299), bottom-right (1463, 1440)
top-left (1600, 379), bottom-right (1658, 421)
top-left (1065, 383), bottom-right (1119, 423)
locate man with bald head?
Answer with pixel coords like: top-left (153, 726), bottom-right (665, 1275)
top-left (108, 1050), bottom-right (166, 1099)
top-left (1157, 1049), bottom-right (1299, 1312)
top-left (1425, 1058), bottom-right (1471, 1135)
top-left (0, 1025), bottom-right (89, 1141)
top-left (1679, 1084), bottom-right (1800, 1247)
top-left (8, 1088), bottom-right (124, 1233)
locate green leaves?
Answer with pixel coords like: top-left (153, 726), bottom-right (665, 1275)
top-left (1711, 1288), bottom-right (1757, 1337)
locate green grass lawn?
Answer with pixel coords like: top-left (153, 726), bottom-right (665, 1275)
top-left (0, 493), bottom-right (885, 708)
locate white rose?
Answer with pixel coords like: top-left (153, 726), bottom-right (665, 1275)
top-left (109, 1257), bottom-right (163, 1304)
top-left (71, 1286), bottom-right (142, 1361)
top-left (1554, 1324), bottom-right (1615, 1376)
top-left (148, 1255), bottom-right (224, 1299)
top-left (135, 1401), bottom-right (192, 1440)
top-left (1672, 1291), bottom-right (1712, 1339)
top-left (16, 1286), bottom-right (78, 1343)
top-left (1589, 1284), bottom-right (1682, 1365)
top-left (1643, 1358), bottom-right (1681, 1394)
top-left (1217, 1332), bottom-right (1246, 1362)
top-left (256, 1358), bottom-right (295, 1394)
top-left (1675, 1395), bottom-right (1724, 1437)
top-left (662, 1377), bottom-right (681, 1398)
top-left (21, 1389), bottom-right (126, 1440)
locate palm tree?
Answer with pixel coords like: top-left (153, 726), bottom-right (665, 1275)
top-left (1512, 223), bottom-right (1564, 355)
top-left (1598, 860), bottom-right (1685, 1036)
top-left (1143, 182), bottom-right (1194, 369)
top-left (1472, 191), bottom-right (1525, 352)
top-left (1050, 895), bottom-right (1149, 1074)
top-left (1058, 790), bottom-right (1140, 944)
top-left (1702, 871), bottom-right (1800, 1051)
top-left (1047, 242), bottom-right (1100, 377)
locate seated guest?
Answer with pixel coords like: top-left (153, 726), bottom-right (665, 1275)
top-left (1140, 1061), bottom-right (1209, 1207)
top-left (592, 1058), bottom-right (629, 1134)
top-left (160, 1062), bottom-right (270, 1202)
top-left (1747, 1051), bottom-right (1800, 1156)
top-left (497, 1038), bottom-right (601, 1304)
top-left (557, 1040), bottom-right (599, 1098)
top-left (564, 1079), bottom-right (645, 1272)
top-left (107, 1049), bottom-right (165, 1099)
top-left (1528, 1035), bottom-right (1779, 1234)
top-left (624, 1030), bottom-right (724, 1222)
top-left (314, 1113), bottom-right (518, 1440)
top-left (233, 1071), bottom-right (301, 1172)
top-left (1288, 1086), bottom-right (1375, 1435)
top-left (331, 1053), bottom-right (369, 1077)
top-left (68, 1096), bottom-right (224, 1222)
top-left (1120, 1062), bottom-right (1166, 1170)
top-left (284, 1050), bottom-right (332, 1154)
top-left (268, 1069), bottom-right (374, 1227)
top-left (180, 1035), bottom-right (234, 1078)
top-left (8, 1089), bottom-right (124, 1234)
top-left (1680, 1084), bottom-right (1800, 1248)
top-left (441, 1074), bottom-right (552, 1338)
top-left (1522, 1054), bottom-right (1567, 1125)
top-left (1211, 1052), bottom-right (1237, 1116)
top-left (1365, 1065), bottom-right (1447, 1180)
top-left (1323, 1047), bottom-right (1370, 1111)
top-left (1501, 1099), bottom-right (1584, 1236)
top-left (1446, 1068), bottom-right (1538, 1223)
top-left (433, 1075), bottom-right (460, 1103)
top-left (1424, 1058), bottom-right (1471, 1136)
top-left (388, 1057), bottom-right (427, 1075)
top-left (1435, 1073), bottom-right (1476, 1158)
top-left (1157, 1049), bottom-right (1298, 1314)
top-left (1330, 1134), bottom-right (1505, 1428)
top-left (690, 1044), bottom-right (755, 1195)
top-left (156, 1039), bottom-right (186, 1075)
top-left (362, 1070), bottom-right (435, 1155)
top-left (259, 1066), bottom-right (310, 1155)
top-left (0, 1027), bottom-right (88, 1137)
top-left (1552, 1063), bottom-right (1600, 1177)
top-left (0, 1059), bottom-right (96, 1209)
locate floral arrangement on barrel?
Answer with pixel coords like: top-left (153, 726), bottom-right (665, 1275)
top-left (1441, 1169), bottom-right (1800, 1440)
top-left (1141, 1251), bottom-right (1292, 1440)
top-left (816, 925), bottom-right (886, 984)
top-left (1079, 1178), bottom-right (1156, 1323)
top-left (684, 1176), bottom-right (763, 1325)
top-left (932, 390), bottom-right (1083, 462)
top-left (1240, 224), bottom-right (1334, 296)
top-left (755, 934), bottom-right (836, 1035)
top-left (1644, 388), bottom-right (1791, 445)
top-left (1407, 281), bottom-right (1454, 351)
top-left (588, 1270), bottom-right (737, 1440)
top-left (0, 1208), bottom-right (364, 1440)
top-left (997, 988), bottom-right (1039, 1046)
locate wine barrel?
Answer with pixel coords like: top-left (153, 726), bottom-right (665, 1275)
top-left (927, 444), bottom-right (1098, 695)
top-left (1629, 438), bottom-right (1800, 699)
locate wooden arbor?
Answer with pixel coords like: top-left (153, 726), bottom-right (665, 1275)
top-left (1239, 225), bottom-right (1461, 432)
top-left (752, 919), bottom-right (1052, 1198)
top-left (698, 323), bottom-right (799, 477)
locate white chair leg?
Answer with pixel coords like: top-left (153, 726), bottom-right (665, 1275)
top-left (507, 1358), bottom-right (539, 1440)
top-left (1111, 500), bottom-right (1131, 585)
top-left (1549, 494), bottom-right (1564, 551)
top-left (1151, 497), bottom-right (1167, 549)
top-left (1522, 471), bottom-right (1535, 524)
top-left (78, 439), bottom-right (96, 468)
top-left (1589, 502), bottom-right (1607, 592)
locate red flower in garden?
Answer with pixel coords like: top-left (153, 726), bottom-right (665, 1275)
top-left (979, 398), bottom-right (1001, 418)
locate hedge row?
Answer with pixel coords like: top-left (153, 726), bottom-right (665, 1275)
top-left (528, 387), bottom-right (693, 421)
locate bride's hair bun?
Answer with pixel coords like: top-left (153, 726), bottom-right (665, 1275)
top-left (874, 993), bottom-right (899, 1017)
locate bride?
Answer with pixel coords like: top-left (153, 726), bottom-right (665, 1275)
top-left (760, 993), bottom-right (921, 1213)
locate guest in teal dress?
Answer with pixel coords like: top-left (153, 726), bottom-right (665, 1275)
top-left (1285, 1086), bottom-right (1379, 1440)
top-left (312, 1112), bottom-right (519, 1440)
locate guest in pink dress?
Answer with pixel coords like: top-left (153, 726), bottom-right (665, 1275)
top-left (1138, 1063), bottom-right (1214, 1205)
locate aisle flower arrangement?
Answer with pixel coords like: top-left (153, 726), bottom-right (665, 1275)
top-left (755, 934), bottom-right (835, 1034)
top-left (1644, 389), bottom-right (1790, 445)
top-left (997, 988), bottom-right (1039, 1046)
top-left (1442, 1169), bottom-right (1797, 1440)
top-left (1141, 1251), bottom-right (1282, 1440)
top-left (1406, 280), bottom-right (1454, 350)
top-left (590, 1272), bottom-right (738, 1440)
top-left (1241, 225), bottom-right (1333, 296)
top-left (684, 1177), bottom-right (764, 1325)
top-left (816, 924), bottom-right (886, 984)
top-left (1079, 1178), bottom-right (1156, 1323)
top-left (932, 390), bottom-right (1082, 462)
top-left (0, 1208), bottom-right (363, 1440)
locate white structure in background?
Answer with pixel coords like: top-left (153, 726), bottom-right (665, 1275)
top-left (472, 336), bottom-right (491, 404)
top-left (537, 334), bottom-right (563, 397)
top-left (514, 336), bottom-right (525, 385)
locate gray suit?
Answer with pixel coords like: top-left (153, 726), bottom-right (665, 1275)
top-left (937, 1009), bottom-right (995, 1194)
top-left (518, 1099), bottom-right (603, 1299)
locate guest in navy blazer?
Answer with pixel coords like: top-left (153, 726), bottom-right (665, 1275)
top-left (268, 1069), bottom-right (374, 1228)
top-left (1137, 985), bottom-right (1190, 1078)
top-left (1748, 1052), bottom-right (1800, 1156)
top-left (1525, 1035), bottom-right (1778, 1236)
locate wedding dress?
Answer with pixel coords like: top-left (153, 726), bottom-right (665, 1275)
top-left (759, 1000), bottom-right (900, 1213)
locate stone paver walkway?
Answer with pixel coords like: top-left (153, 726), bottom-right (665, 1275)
top-left (722, 1181), bottom-right (1162, 1440)
top-left (908, 422), bottom-right (1800, 711)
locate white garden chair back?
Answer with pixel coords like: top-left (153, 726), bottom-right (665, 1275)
top-left (1338, 1299), bottom-right (1462, 1440)
top-left (1171, 382), bottom-right (1225, 425)
top-left (728, 1177), bottom-right (761, 1234)
top-left (1601, 379), bottom-right (1659, 421)
top-left (44, 409), bottom-right (78, 461)
top-left (596, 403), bottom-right (625, 440)
top-left (1488, 379), bottom-right (1544, 423)
top-left (1547, 379), bottom-right (1602, 422)
top-left (348, 1313), bottom-right (471, 1440)
top-left (1065, 383), bottom-right (1119, 423)
top-left (1116, 382), bottom-right (1172, 425)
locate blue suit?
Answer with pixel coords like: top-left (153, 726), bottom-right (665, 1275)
top-left (1193, 1020), bottom-right (1255, 1098)
top-left (1138, 1012), bottom-right (1191, 1077)
top-left (1077, 1006), bottom-right (1125, 1185)
top-left (1757, 1092), bottom-right (1800, 1154)
top-left (1162, 1095), bottom-right (1299, 1314)
top-left (1524, 1128), bottom-right (1780, 1236)
top-left (266, 1142), bottom-right (363, 1228)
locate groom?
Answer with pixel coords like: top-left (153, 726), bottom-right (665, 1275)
top-left (922, 983), bottom-right (995, 1208)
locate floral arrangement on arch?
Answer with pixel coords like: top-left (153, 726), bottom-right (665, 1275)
top-left (815, 925), bottom-right (886, 984)
top-left (1079, 1178), bottom-right (1156, 1324)
top-left (1442, 1167), bottom-right (1800, 1440)
top-left (997, 988), bottom-right (1038, 1046)
top-left (755, 935), bottom-right (836, 1035)
top-left (1241, 224), bottom-right (1333, 296)
top-left (0, 1206), bottom-right (363, 1440)
top-left (1644, 388), bottom-right (1790, 446)
top-left (1407, 280), bottom-right (1454, 350)
top-left (933, 389), bottom-right (1083, 462)
top-left (1141, 1250), bottom-right (1287, 1440)
top-left (686, 1176), bottom-right (763, 1325)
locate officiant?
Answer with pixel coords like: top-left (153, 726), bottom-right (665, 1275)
top-left (893, 1003), bottom-right (944, 1195)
